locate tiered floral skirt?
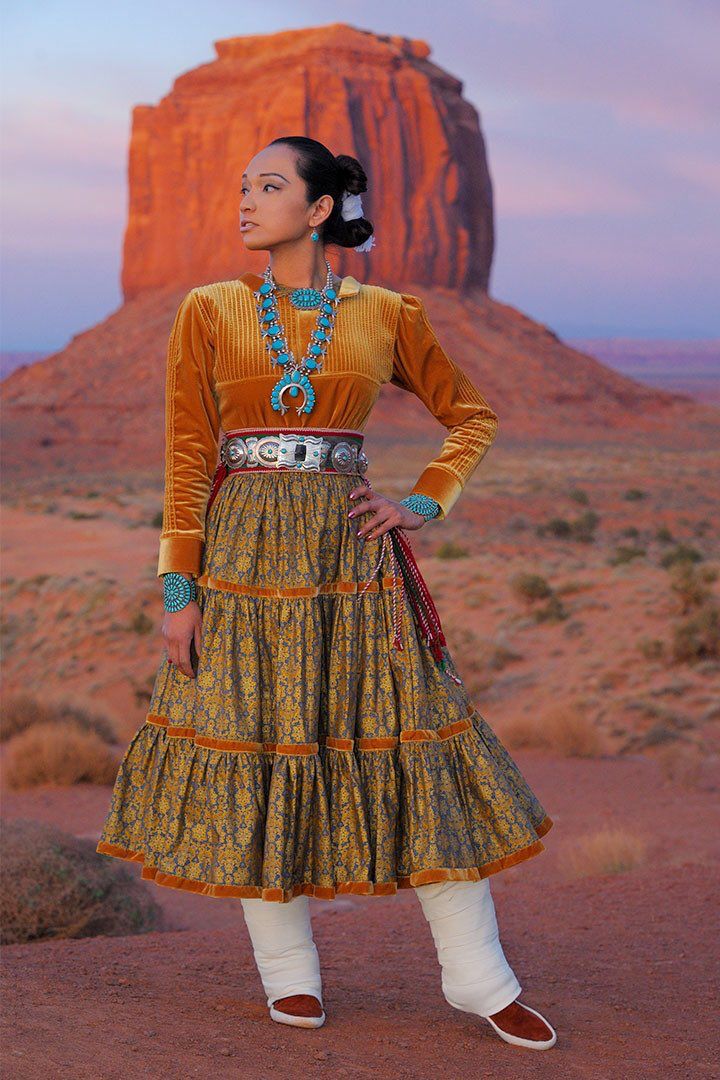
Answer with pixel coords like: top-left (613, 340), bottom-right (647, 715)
top-left (96, 466), bottom-right (553, 901)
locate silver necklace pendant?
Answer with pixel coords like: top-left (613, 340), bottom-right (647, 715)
top-left (254, 260), bottom-right (341, 416)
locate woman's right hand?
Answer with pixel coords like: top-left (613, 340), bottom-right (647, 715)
top-left (161, 587), bottom-right (203, 679)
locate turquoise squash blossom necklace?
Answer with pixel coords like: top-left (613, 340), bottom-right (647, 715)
top-left (253, 259), bottom-right (340, 416)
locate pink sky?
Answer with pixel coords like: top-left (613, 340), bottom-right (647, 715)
top-left (1, 1), bottom-right (718, 351)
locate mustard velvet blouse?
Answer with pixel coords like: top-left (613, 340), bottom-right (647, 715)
top-left (157, 272), bottom-right (499, 578)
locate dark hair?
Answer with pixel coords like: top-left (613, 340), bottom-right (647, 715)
top-left (268, 136), bottom-right (374, 250)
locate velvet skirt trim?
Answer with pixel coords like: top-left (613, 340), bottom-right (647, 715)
top-left (97, 468), bottom-right (553, 902)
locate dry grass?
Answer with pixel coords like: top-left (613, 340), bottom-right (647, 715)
top-left (671, 601), bottom-right (720, 663)
top-left (0, 692), bottom-right (115, 744)
top-left (501, 703), bottom-right (604, 757)
top-left (510, 572), bottom-right (552, 603)
top-left (435, 539), bottom-right (470, 560)
top-left (463, 589), bottom-right (494, 609)
top-left (638, 637), bottom-right (665, 661)
top-left (1, 720), bottom-right (119, 789)
top-left (1, 819), bottom-right (162, 943)
top-left (669, 562), bottom-right (715, 614)
top-left (508, 572), bottom-right (569, 623)
top-left (563, 827), bottom-right (648, 879)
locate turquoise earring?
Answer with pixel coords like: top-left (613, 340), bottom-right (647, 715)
top-left (310, 229), bottom-right (319, 242)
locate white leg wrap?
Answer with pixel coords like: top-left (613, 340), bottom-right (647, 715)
top-left (240, 895), bottom-right (323, 1008)
top-left (414, 878), bottom-right (521, 1018)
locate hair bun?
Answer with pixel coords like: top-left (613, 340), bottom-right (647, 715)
top-left (334, 154), bottom-right (368, 196)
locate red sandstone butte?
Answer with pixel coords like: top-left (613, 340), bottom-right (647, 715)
top-left (121, 23), bottom-right (494, 298)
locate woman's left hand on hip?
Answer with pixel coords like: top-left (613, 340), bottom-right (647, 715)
top-left (347, 484), bottom-right (425, 537)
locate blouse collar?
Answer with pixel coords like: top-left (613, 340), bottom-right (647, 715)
top-left (238, 272), bottom-right (361, 298)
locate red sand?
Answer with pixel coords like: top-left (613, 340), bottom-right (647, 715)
top-left (3, 752), bottom-right (719, 1078)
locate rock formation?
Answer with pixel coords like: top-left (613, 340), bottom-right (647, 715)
top-left (2, 23), bottom-right (716, 478)
top-left (122, 24), bottom-right (494, 298)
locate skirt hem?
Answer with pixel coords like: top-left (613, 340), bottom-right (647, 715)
top-left (96, 815), bottom-right (553, 904)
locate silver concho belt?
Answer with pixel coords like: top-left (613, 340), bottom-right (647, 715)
top-left (219, 429), bottom-right (369, 474)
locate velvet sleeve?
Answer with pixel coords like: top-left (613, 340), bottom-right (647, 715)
top-left (156, 288), bottom-right (222, 577)
top-left (390, 292), bottom-right (499, 519)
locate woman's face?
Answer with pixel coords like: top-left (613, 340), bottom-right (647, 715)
top-left (239, 145), bottom-right (332, 251)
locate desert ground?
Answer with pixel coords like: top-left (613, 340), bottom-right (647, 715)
top-left (2, 436), bottom-right (719, 1078)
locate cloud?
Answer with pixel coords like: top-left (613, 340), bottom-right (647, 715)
top-left (475, 1), bottom-right (551, 28)
top-left (493, 144), bottom-right (645, 217)
top-left (1, 99), bottom-right (125, 250)
top-left (2, 98), bottom-right (126, 172)
top-left (445, 0), bottom-right (718, 135)
top-left (663, 151), bottom-right (720, 197)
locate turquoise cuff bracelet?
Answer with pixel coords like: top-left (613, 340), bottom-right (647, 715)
top-left (400, 493), bottom-right (441, 520)
top-left (163, 572), bottom-right (198, 612)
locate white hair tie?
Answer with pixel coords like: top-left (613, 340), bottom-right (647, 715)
top-left (341, 190), bottom-right (376, 253)
top-left (341, 191), bottom-right (364, 221)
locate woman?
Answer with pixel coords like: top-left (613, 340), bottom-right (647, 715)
top-left (96, 136), bottom-right (556, 1051)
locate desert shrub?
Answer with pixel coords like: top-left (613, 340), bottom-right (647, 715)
top-left (502, 704), bottom-right (603, 758)
top-left (623, 488), bottom-right (646, 501)
top-left (655, 526), bottom-right (674, 544)
top-left (638, 637), bottom-right (665, 661)
top-left (609, 544), bottom-right (646, 566)
top-left (130, 610), bottom-right (154, 635)
top-left (623, 698), bottom-right (693, 727)
top-left (669, 562), bottom-right (714, 614)
top-left (568, 488), bottom-right (589, 505)
top-left (623, 722), bottom-right (687, 751)
top-left (479, 639), bottom-right (524, 665)
top-left (671, 602), bottom-right (720, 663)
top-left (564, 827), bottom-right (647, 878)
top-left (0, 694), bottom-right (115, 744)
top-left (509, 572), bottom-right (568, 622)
top-left (536, 511), bottom-right (598, 542)
top-left (486, 644), bottom-right (523, 670)
top-left (660, 543), bottom-right (703, 568)
top-left (0, 819), bottom-right (162, 943)
top-left (1, 721), bottom-right (119, 789)
top-left (569, 510), bottom-right (599, 542)
top-left (510, 573), bottom-right (552, 603)
top-left (27, 574), bottom-right (51, 586)
top-left (537, 517), bottom-right (572, 538)
top-left (618, 698), bottom-right (696, 752)
top-left (435, 540), bottom-right (470, 559)
top-left (151, 510), bottom-right (164, 528)
top-left (533, 595), bottom-right (569, 623)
